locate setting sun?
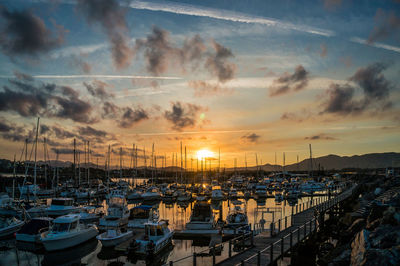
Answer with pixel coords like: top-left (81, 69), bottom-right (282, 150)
top-left (196, 149), bottom-right (214, 160)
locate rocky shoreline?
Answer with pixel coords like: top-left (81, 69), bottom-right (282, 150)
top-left (316, 174), bottom-right (400, 266)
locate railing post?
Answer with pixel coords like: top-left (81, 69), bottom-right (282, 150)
top-left (270, 222), bottom-right (274, 237)
top-left (298, 226), bottom-right (300, 242)
top-left (212, 245), bottom-right (216, 266)
top-left (281, 237), bottom-right (284, 256)
top-left (290, 230), bottom-right (293, 248)
top-left (278, 219), bottom-right (281, 232)
top-left (285, 216), bottom-right (287, 229)
top-left (242, 232), bottom-right (245, 248)
top-left (296, 204), bottom-right (298, 213)
top-left (304, 222), bottom-right (307, 238)
top-left (170, 261), bottom-right (173, 266)
top-left (251, 231), bottom-right (254, 246)
top-left (257, 251), bottom-right (261, 266)
top-left (270, 243), bottom-right (274, 263)
top-left (193, 252), bottom-right (197, 266)
top-left (229, 240), bottom-right (232, 257)
top-left (241, 260), bottom-right (245, 266)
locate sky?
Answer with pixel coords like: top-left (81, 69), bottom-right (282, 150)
top-left (0, 0), bottom-right (399, 168)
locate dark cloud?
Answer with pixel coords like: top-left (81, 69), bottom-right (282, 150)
top-left (189, 80), bottom-right (233, 97)
top-left (102, 101), bottom-right (119, 119)
top-left (0, 118), bottom-right (30, 142)
top-left (241, 133), bottom-right (260, 143)
top-left (118, 107), bottom-right (149, 128)
top-left (0, 6), bottom-right (65, 56)
top-left (84, 80), bottom-right (114, 101)
top-left (0, 118), bottom-right (12, 132)
top-left (305, 134), bottom-right (337, 140)
top-left (40, 124), bottom-right (50, 134)
top-left (349, 62), bottom-right (392, 102)
top-left (135, 27), bottom-right (236, 83)
top-left (77, 126), bottom-right (107, 137)
top-left (164, 102), bottom-right (203, 131)
top-left (13, 70), bottom-right (34, 81)
top-left (0, 73), bottom-right (96, 123)
top-left (77, 0), bottom-right (134, 69)
top-left (269, 65), bottom-right (309, 96)
top-left (321, 62), bottom-right (393, 115)
top-left (368, 9), bottom-right (400, 44)
top-left (51, 125), bottom-right (75, 139)
top-left (205, 41), bottom-right (236, 82)
top-left (135, 26), bottom-right (179, 76)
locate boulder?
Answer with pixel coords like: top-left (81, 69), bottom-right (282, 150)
top-left (350, 229), bottom-right (370, 266)
top-left (363, 248), bottom-right (400, 266)
top-left (382, 207), bottom-right (400, 226)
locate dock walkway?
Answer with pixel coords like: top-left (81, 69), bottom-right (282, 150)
top-left (217, 184), bottom-right (356, 266)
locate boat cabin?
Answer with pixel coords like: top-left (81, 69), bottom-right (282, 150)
top-left (49, 214), bottom-right (80, 234)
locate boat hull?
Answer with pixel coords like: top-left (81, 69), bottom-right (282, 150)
top-left (0, 221), bottom-right (24, 238)
top-left (41, 227), bottom-right (98, 251)
top-left (97, 231), bottom-right (133, 247)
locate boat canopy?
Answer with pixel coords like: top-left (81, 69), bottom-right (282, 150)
top-left (18, 218), bottom-right (52, 235)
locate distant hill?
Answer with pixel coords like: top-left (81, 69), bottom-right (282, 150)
top-left (254, 152), bottom-right (400, 171)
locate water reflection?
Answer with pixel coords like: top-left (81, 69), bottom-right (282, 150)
top-left (0, 195), bottom-right (323, 265)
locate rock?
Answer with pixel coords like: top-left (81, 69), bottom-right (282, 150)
top-left (366, 218), bottom-right (381, 231)
top-left (363, 248), bottom-right (400, 266)
top-left (382, 207), bottom-right (400, 226)
top-left (369, 225), bottom-right (400, 249)
top-left (367, 203), bottom-right (386, 224)
top-left (350, 229), bottom-right (370, 266)
top-left (374, 187), bottom-right (382, 195)
top-left (329, 249), bottom-right (351, 266)
top-left (347, 218), bottom-right (366, 236)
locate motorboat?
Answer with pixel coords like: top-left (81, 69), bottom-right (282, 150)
top-left (16, 217), bottom-right (53, 243)
top-left (40, 214), bottom-right (98, 251)
top-left (128, 205), bottom-right (152, 229)
top-left (18, 183), bottom-right (40, 196)
top-left (275, 192), bottom-right (284, 202)
top-left (185, 200), bottom-right (216, 231)
top-left (211, 186), bottom-right (224, 201)
top-left (255, 185), bottom-right (267, 199)
top-left (225, 203), bottom-right (249, 232)
top-left (0, 193), bottom-right (21, 217)
top-left (0, 216), bottom-right (25, 238)
top-left (176, 190), bottom-right (191, 202)
top-left (127, 188), bottom-right (143, 201)
top-left (141, 187), bottom-right (162, 201)
top-left (75, 188), bottom-right (95, 199)
top-left (99, 195), bottom-right (129, 230)
top-left (162, 188), bottom-right (177, 202)
top-left (97, 228), bottom-right (133, 247)
top-left (27, 198), bottom-right (82, 217)
top-left (77, 206), bottom-right (102, 224)
top-left (229, 188), bottom-right (239, 199)
top-left (131, 209), bottom-right (173, 256)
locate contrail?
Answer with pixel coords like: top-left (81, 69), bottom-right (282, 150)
top-left (130, 0), bottom-right (334, 37)
top-left (350, 37), bottom-right (400, 53)
top-left (0, 75), bottom-right (182, 80)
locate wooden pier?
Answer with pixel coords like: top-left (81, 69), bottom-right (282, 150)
top-left (218, 184), bottom-right (357, 266)
top-left (164, 183), bottom-right (356, 266)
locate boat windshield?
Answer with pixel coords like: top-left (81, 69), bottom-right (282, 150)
top-left (191, 204), bottom-right (211, 221)
top-left (109, 197), bottom-right (125, 206)
top-left (52, 222), bottom-right (70, 232)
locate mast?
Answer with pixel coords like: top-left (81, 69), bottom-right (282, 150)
top-left (107, 145), bottom-right (111, 188)
top-left (309, 144), bottom-right (313, 180)
top-left (218, 148), bottom-right (221, 177)
top-left (184, 146), bottom-right (187, 184)
top-left (87, 141), bottom-right (90, 185)
top-left (283, 152), bottom-right (286, 178)
top-left (33, 117), bottom-right (40, 198)
top-left (297, 155), bottom-right (299, 172)
top-left (78, 151), bottom-right (81, 187)
top-left (120, 147), bottom-right (123, 179)
top-left (12, 154), bottom-right (16, 199)
top-left (255, 153), bottom-right (258, 179)
top-left (73, 138), bottom-right (76, 185)
top-left (43, 137), bottom-right (47, 189)
top-left (180, 142), bottom-right (183, 184)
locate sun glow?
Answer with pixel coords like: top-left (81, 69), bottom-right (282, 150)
top-left (196, 149), bottom-right (213, 160)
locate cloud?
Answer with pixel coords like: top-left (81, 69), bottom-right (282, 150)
top-left (241, 133), bottom-right (260, 143)
top-left (189, 80), bottom-right (233, 97)
top-left (135, 27), bottom-right (236, 82)
top-left (118, 107), bottom-right (149, 128)
top-left (269, 65), bottom-right (309, 96)
top-left (321, 62), bottom-right (393, 115)
top-left (129, 0), bottom-right (334, 37)
top-left (84, 80), bottom-right (114, 101)
top-left (205, 41), bottom-right (236, 82)
top-left (0, 117), bottom-right (12, 132)
top-left (0, 6), bottom-right (65, 57)
top-left (77, 0), bottom-right (135, 69)
top-left (0, 72), bottom-right (96, 123)
top-left (73, 57), bottom-right (91, 74)
top-left (368, 9), bottom-right (400, 44)
top-left (323, 0), bottom-right (342, 11)
top-left (305, 133), bottom-right (337, 140)
top-left (102, 101), bottom-right (119, 119)
top-left (339, 56), bottom-right (352, 67)
top-left (51, 125), bottom-right (75, 139)
top-left (77, 126), bottom-right (107, 137)
top-left (0, 118), bottom-right (31, 142)
top-left (40, 124), bottom-right (50, 134)
top-left (164, 102), bottom-right (204, 131)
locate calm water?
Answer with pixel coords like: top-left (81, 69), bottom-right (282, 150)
top-left (0, 194), bottom-right (323, 266)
